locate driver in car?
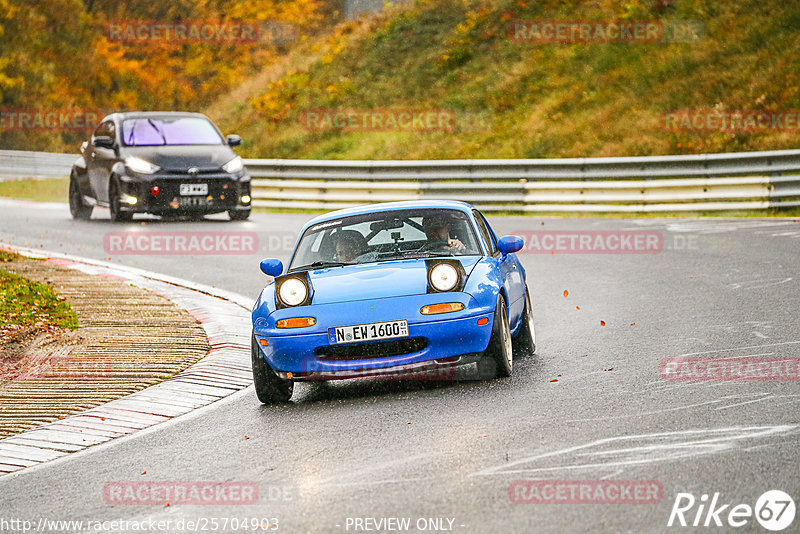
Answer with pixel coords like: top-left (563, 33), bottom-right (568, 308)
top-left (421, 216), bottom-right (466, 252)
top-left (334, 230), bottom-right (370, 262)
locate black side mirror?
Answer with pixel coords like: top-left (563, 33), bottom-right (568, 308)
top-left (93, 136), bottom-right (115, 149)
top-left (227, 134), bottom-right (242, 147)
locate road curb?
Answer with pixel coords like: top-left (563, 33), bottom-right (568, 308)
top-left (0, 245), bottom-right (256, 476)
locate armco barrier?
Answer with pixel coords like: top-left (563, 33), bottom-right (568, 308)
top-left (0, 149), bottom-right (77, 179)
top-left (2, 148), bottom-right (799, 212)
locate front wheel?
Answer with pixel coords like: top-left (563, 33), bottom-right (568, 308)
top-left (69, 174), bottom-right (93, 220)
top-left (251, 334), bottom-right (293, 403)
top-left (228, 209), bottom-right (250, 221)
top-left (477, 296), bottom-right (512, 379)
top-left (108, 179), bottom-right (132, 223)
top-left (512, 286), bottom-right (536, 356)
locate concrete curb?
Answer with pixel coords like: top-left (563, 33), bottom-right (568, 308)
top-left (0, 245), bottom-right (256, 476)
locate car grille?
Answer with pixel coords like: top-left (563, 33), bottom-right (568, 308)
top-left (315, 337), bottom-right (428, 360)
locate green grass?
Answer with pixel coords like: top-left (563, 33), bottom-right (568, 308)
top-left (0, 178), bottom-right (68, 203)
top-left (0, 178), bottom-right (795, 219)
top-left (252, 206), bottom-right (800, 218)
top-left (0, 254), bottom-right (78, 330)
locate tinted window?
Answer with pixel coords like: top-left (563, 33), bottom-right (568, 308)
top-left (121, 117), bottom-right (224, 146)
top-left (94, 120), bottom-right (114, 139)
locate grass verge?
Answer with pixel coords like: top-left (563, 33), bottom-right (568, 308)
top-left (0, 178), bottom-right (68, 203)
top-left (0, 253), bottom-right (78, 330)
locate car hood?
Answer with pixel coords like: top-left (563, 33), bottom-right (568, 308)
top-left (123, 145), bottom-right (237, 172)
top-left (307, 257), bottom-right (481, 305)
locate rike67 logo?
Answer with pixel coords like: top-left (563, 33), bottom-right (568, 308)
top-left (668, 490), bottom-right (795, 531)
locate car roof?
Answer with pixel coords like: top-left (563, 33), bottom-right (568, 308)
top-left (303, 200), bottom-right (476, 227)
top-left (103, 111), bottom-right (212, 122)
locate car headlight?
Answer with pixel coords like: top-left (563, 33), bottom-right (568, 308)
top-left (429, 263), bottom-right (459, 292)
top-left (222, 156), bottom-right (243, 174)
top-left (278, 277), bottom-right (308, 307)
top-left (125, 156), bottom-right (160, 174)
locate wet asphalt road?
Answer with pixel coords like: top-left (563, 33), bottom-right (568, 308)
top-left (1, 199), bottom-right (799, 533)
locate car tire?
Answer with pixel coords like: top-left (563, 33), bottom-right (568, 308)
top-left (251, 334), bottom-right (293, 403)
top-left (477, 296), bottom-right (513, 379)
top-left (69, 174), bottom-right (93, 220)
top-left (512, 286), bottom-right (536, 356)
top-left (228, 209), bottom-right (250, 221)
top-left (108, 179), bottom-right (132, 223)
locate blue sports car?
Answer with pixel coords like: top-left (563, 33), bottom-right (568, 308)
top-left (251, 200), bottom-right (536, 403)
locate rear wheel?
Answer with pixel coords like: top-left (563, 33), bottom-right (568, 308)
top-left (512, 286), bottom-right (536, 356)
top-left (251, 334), bottom-right (293, 403)
top-left (68, 174), bottom-right (92, 220)
top-left (109, 179), bottom-right (132, 223)
top-left (228, 209), bottom-right (250, 221)
top-left (477, 296), bottom-right (512, 379)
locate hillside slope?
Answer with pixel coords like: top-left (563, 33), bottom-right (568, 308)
top-left (209, 0), bottom-right (800, 160)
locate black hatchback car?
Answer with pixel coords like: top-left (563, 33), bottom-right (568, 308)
top-left (69, 111), bottom-right (251, 222)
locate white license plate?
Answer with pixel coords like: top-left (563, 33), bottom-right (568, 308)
top-left (328, 320), bottom-right (409, 345)
top-left (179, 196), bottom-right (208, 207)
top-left (180, 183), bottom-right (208, 196)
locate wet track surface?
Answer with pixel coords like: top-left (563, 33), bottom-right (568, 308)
top-left (1, 199), bottom-right (799, 533)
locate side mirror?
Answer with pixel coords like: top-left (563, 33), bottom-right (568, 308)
top-left (497, 235), bottom-right (524, 256)
top-left (93, 136), bottom-right (115, 149)
top-left (260, 258), bottom-right (284, 277)
top-left (227, 134), bottom-right (242, 147)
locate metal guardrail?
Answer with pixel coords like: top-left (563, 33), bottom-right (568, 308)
top-left (0, 149), bottom-right (76, 180)
top-left (2, 148), bottom-right (798, 212)
top-left (245, 150), bottom-right (800, 212)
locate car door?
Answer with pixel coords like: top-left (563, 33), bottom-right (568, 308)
top-left (473, 210), bottom-right (525, 325)
top-left (88, 119), bottom-right (119, 204)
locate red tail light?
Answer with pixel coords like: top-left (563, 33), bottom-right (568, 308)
top-left (151, 186), bottom-right (159, 196)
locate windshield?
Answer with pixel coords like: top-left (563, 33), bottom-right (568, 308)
top-left (289, 208), bottom-right (482, 272)
top-left (121, 117), bottom-right (224, 146)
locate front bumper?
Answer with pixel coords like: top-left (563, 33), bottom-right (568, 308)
top-left (252, 293), bottom-right (495, 379)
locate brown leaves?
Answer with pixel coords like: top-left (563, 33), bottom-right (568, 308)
top-left (600, 320), bottom-right (606, 326)
top-left (563, 289), bottom-right (568, 298)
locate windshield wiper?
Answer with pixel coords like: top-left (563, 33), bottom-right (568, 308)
top-left (292, 260), bottom-right (356, 271)
top-left (147, 118), bottom-right (168, 145)
top-left (396, 250), bottom-right (454, 258)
